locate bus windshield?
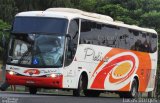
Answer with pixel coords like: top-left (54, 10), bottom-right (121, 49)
top-left (7, 17), bottom-right (68, 67)
top-left (8, 33), bottom-right (65, 67)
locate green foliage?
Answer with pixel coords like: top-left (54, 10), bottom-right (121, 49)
top-left (0, 19), bottom-right (10, 40)
top-left (141, 11), bottom-right (160, 28)
top-left (76, 0), bottom-right (97, 11)
top-left (0, 19), bottom-right (11, 59)
top-left (140, 0), bottom-right (160, 12)
top-left (96, 4), bottom-right (129, 19)
top-left (0, 20), bottom-right (10, 29)
top-left (0, 0), bottom-right (17, 23)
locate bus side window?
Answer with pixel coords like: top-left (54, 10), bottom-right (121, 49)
top-left (80, 20), bottom-right (101, 45)
top-left (129, 31), bottom-right (157, 53)
top-left (65, 19), bottom-right (79, 66)
top-left (141, 33), bottom-right (152, 52)
top-left (151, 34), bottom-right (157, 52)
top-left (80, 20), bottom-right (91, 44)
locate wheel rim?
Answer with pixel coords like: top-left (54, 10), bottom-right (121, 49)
top-left (79, 76), bottom-right (83, 90)
top-left (131, 80), bottom-right (138, 97)
top-left (132, 86), bottom-right (137, 96)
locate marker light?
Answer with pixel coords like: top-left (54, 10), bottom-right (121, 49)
top-left (46, 73), bottom-right (62, 78)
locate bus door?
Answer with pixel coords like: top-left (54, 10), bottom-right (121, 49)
top-left (63, 19), bottom-right (79, 87)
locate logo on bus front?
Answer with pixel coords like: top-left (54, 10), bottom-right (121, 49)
top-left (24, 69), bottom-right (40, 76)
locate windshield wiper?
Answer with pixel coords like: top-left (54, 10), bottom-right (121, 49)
top-left (18, 47), bottom-right (32, 64)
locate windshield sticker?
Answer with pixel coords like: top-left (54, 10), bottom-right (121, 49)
top-left (33, 57), bottom-right (39, 65)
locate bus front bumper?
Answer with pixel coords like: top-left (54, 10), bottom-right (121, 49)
top-left (6, 73), bottom-right (63, 88)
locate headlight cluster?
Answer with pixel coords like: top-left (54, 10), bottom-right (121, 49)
top-left (46, 73), bottom-right (62, 78)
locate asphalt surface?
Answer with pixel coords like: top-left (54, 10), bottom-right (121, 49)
top-left (0, 91), bottom-right (159, 103)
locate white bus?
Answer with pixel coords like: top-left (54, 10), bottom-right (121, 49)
top-left (5, 8), bottom-right (158, 98)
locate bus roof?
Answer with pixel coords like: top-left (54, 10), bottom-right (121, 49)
top-left (16, 8), bottom-right (157, 34)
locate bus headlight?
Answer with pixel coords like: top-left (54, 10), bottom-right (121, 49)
top-left (50, 74), bottom-right (56, 78)
top-left (8, 71), bottom-right (17, 75)
top-left (46, 73), bottom-right (62, 78)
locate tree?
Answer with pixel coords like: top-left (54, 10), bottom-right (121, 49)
top-left (0, 19), bottom-right (10, 59)
top-left (0, 0), bottom-right (17, 23)
top-left (141, 11), bottom-right (160, 32)
top-left (77, 0), bottom-right (97, 11)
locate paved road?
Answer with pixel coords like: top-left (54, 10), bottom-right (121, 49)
top-left (0, 91), bottom-right (159, 103)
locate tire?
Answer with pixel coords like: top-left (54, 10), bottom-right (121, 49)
top-left (84, 90), bottom-right (101, 97)
top-left (73, 75), bottom-right (87, 96)
top-left (29, 87), bottom-right (37, 94)
top-left (119, 79), bottom-right (138, 98)
top-left (119, 92), bottom-right (126, 98)
top-left (129, 79), bottom-right (138, 98)
top-left (148, 91), bottom-right (153, 98)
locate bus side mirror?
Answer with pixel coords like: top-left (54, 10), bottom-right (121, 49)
top-left (66, 34), bottom-right (74, 50)
top-left (65, 34), bottom-right (74, 59)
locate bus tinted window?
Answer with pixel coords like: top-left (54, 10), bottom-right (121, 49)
top-left (13, 17), bottom-right (68, 34)
top-left (80, 19), bottom-right (157, 53)
top-left (129, 32), bottom-right (157, 53)
top-left (80, 20), bottom-right (100, 45)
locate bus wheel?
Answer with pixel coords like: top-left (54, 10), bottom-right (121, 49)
top-left (29, 87), bottom-right (37, 94)
top-left (73, 75), bottom-right (86, 96)
top-left (129, 79), bottom-right (138, 98)
top-left (119, 79), bottom-right (138, 98)
top-left (84, 90), bottom-right (101, 97)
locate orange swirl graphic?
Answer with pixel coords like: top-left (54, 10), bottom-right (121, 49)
top-left (91, 55), bottom-right (136, 89)
top-left (90, 48), bottom-right (152, 92)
